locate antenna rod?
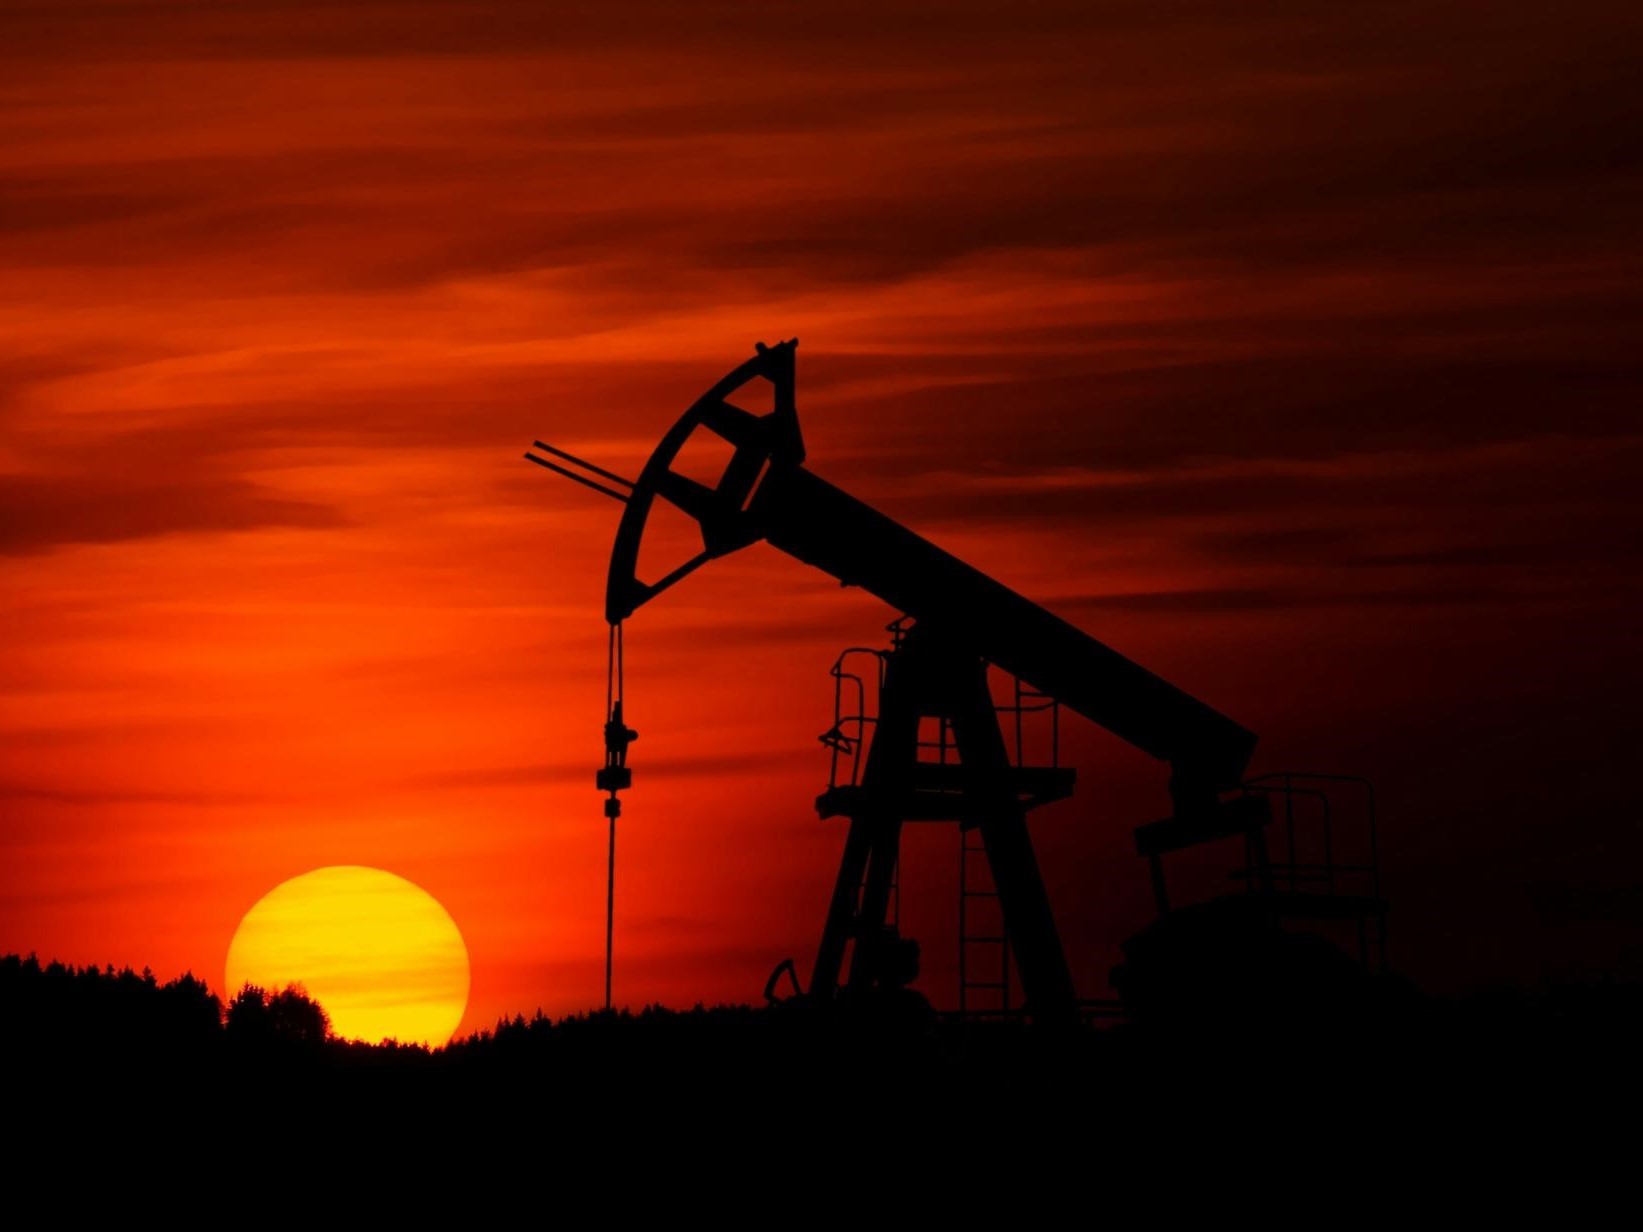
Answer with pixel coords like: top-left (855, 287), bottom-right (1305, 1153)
top-left (523, 452), bottom-right (630, 504)
top-left (531, 441), bottom-right (634, 490)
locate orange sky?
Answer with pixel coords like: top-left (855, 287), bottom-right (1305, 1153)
top-left (4, 2), bottom-right (1641, 1035)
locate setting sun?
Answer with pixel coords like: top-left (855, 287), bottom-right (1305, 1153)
top-left (225, 866), bottom-right (470, 1046)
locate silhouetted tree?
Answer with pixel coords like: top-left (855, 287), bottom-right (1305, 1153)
top-left (224, 982), bottom-right (329, 1046)
top-left (224, 982), bottom-right (271, 1040)
top-left (267, 985), bottom-right (330, 1044)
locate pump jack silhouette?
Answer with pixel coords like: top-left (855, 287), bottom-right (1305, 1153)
top-left (529, 340), bottom-right (1386, 1026)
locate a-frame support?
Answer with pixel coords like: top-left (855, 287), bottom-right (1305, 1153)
top-left (809, 624), bottom-right (1079, 1026)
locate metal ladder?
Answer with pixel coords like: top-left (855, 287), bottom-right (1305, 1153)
top-left (920, 712), bottom-right (1012, 1019)
top-left (959, 826), bottom-right (1012, 1018)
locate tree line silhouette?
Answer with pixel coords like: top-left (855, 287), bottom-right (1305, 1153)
top-left (1, 952), bottom-right (332, 1057)
top-left (4, 949), bottom-right (1639, 1128)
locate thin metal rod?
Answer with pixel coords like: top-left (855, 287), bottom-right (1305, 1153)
top-left (644, 550), bottom-right (712, 597)
top-left (603, 620), bottom-right (623, 1012)
top-left (524, 452), bottom-right (630, 503)
top-left (605, 813), bottom-right (615, 1011)
top-left (530, 441), bottom-right (635, 488)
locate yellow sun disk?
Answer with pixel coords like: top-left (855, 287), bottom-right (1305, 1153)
top-left (225, 866), bottom-right (470, 1046)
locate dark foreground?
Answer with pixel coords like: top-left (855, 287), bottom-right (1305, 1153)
top-left (5, 952), bottom-right (1639, 1190)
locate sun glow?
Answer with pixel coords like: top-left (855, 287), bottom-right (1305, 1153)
top-left (225, 866), bottom-right (470, 1046)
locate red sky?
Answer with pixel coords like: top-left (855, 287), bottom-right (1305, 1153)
top-left (3, 1), bottom-right (1641, 1034)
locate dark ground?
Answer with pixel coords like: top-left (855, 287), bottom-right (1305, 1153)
top-left (6, 952), bottom-right (1640, 1161)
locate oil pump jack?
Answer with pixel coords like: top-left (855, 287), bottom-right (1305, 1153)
top-left (528, 340), bottom-right (1385, 1026)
